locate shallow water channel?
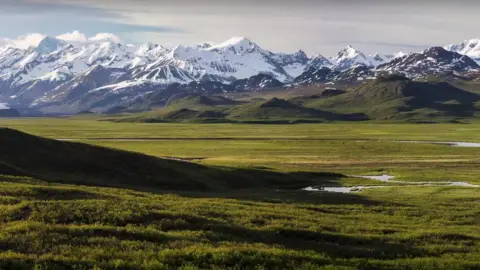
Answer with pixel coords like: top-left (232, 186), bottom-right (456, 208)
top-left (396, 141), bottom-right (480, 147)
top-left (303, 174), bottom-right (480, 193)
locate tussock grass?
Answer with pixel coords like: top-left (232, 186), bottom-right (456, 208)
top-left (0, 176), bottom-right (477, 269)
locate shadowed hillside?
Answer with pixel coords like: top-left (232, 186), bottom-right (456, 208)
top-left (0, 128), bottom-right (222, 191)
top-left (166, 95), bottom-right (240, 108)
top-left (0, 108), bottom-right (21, 117)
top-left (147, 94), bottom-right (241, 111)
top-left (228, 98), bottom-right (325, 119)
top-left (111, 96), bottom-right (367, 123)
top-left (299, 75), bottom-right (480, 121)
top-left (227, 98), bottom-right (367, 122)
top-left (0, 128), bottom-right (340, 191)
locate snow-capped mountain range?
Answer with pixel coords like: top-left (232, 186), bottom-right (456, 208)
top-left (445, 39), bottom-right (480, 63)
top-left (328, 45), bottom-right (407, 71)
top-left (376, 47), bottom-right (479, 77)
top-left (0, 32), bottom-right (479, 114)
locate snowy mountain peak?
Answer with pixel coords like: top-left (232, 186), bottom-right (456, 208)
top-left (422, 46), bottom-right (467, 60)
top-left (217, 36), bottom-right (254, 47)
top-left (307, 53), bottom-right (332, 69)
top-left (170, 44), bottom-right (196, 58)
top-left (371, 53), bottom-right (384, 61)
top-left (35, 36), bottom-right (65, 53)
top-left (138, 41), bottom-right (155, 50)
top-left (197, 42), bottom-right (213, 49)
top-left (445, 39), bottom-right (480, 52)
top-left (136, 42), bottom-right (165, 56)
top-left (293, 50), bottom-right (308, 60)
top-left (337, 45), bottom-right (364, 59)
top-left (331, 46), bottom-right (371, 70)
top-left (445, 38), bottom-right (480, 63)
top-left (207, 37), bottom-right (259, 54)
top-left (392, 51), bottom-right (408, 59)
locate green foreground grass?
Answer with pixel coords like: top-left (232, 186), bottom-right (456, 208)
top-left (0, 119), bottom-right (479, 269)
top-left (0, 175), bottom-right (478, 269)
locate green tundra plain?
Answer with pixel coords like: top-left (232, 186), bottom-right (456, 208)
top-left (0, 118), bottom-right (479, 269)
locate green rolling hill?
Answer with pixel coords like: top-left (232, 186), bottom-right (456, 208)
top-left (296, 75), bottom-right (480, 122)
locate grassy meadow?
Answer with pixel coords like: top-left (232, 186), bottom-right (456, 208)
top-left (2, 118), bottom-right (480, 183)
top-left (2, 118), bottom-right (480, 140)
top-left (0, 118), bottom-right (479, 269)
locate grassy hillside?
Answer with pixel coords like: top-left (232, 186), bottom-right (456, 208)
top-left (0, 128), bottom-right (341, 191)
top-left (110, 95), bottom-right (239, 123)
top-left (227, 97), bottom-right (352, 122)
top-left (166, 95), bottom-right (241, 110)
top-left (420, 72), bottom-right (480, 94)
top-left (0, 128), bottom-right (221, 191)
top-left (112, 96), bottom-right (367, 123)
top-left (297, 75), bottom-right (480, 122)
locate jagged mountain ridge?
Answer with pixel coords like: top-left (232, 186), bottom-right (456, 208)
top-left (0, 35), bottom-right (334, 111)
top-left (0, 33), bottom-right (479, 114)
top-left (376, 47), bottom-right (479, 77)
top-left (296, 47), bottom-right (480, 85)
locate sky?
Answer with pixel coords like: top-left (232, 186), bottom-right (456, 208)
top-left (0, 0), bottom-right (479, 56)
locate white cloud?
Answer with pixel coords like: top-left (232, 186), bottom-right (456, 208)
top-left (1, 33), bottom-right (46, 49)
top-left (56, 30), bottom-right (87, 42)
top-left (56, 31), bottom-right (122, 43)
top-left (0, 103), bottom-right (10, 110)
top-left (88, 33), bottom-right (122, 43)
top-left (0, 32), bottom-right (123, 50)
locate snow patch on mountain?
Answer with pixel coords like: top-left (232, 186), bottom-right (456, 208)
top-left (376, 46), bottom-right (479, 77)
top-left (330, 45), bottom-right (372, 70)
top-left (90, 80), bottom-right (152, 93)
top-left (328, 46), bottom-right (407, 71)
top-left (206, 37), bottom-right (257, 53)
top-left (445, 39), bottom-right (480, 63)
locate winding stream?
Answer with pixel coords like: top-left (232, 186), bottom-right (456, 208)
top-left (302, 140), bottom-right (479, 193)
top-left (303, 174), bottom-right (480, 193)
top-left (396, 141), bottom-right (480, 147)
